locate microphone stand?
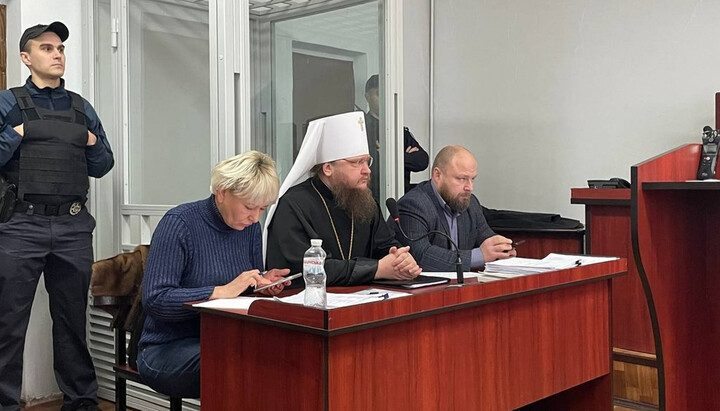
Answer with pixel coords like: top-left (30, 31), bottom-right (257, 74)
top-left (390, 212), bottom-right (465, 286)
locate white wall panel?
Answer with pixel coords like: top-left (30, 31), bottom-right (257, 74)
top-left (433, 0), bottom-right (720, 221)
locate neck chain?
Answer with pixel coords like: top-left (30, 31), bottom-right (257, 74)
top-left (311, 180), bottom-right (354, 260)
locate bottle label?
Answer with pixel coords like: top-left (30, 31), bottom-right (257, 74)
top-left (303, 257), bottom-right (324, 269)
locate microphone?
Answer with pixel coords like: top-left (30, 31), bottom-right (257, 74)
top-left (386, 198), bottom-right (464, 285)
top-left (699, 126), bottom-right (720, 179)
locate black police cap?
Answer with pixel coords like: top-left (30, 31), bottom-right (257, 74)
top-left (19, 21), bottom-right (69, 52)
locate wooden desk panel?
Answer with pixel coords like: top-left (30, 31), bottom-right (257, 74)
top-left (571, 188), bottom-right (654, 355)
top-left (197, 261), bottom-right (625, 410)
top-left (326, 282), bottom-right (609, 411)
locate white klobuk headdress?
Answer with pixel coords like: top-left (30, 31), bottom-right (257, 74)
top-left (263, 111), bottom-right (369, 257)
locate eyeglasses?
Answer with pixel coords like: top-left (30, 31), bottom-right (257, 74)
top-left (339, 156), bottom-right (373, 168)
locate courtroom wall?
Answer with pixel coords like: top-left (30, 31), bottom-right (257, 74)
top-left (432, 1), bottom-right (719, 221)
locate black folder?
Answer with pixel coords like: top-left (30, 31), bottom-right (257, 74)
top-left (372, 275), bottom-right (449, 289)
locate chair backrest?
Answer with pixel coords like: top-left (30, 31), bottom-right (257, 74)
top-left (91, 245), bottom-right (150, 369)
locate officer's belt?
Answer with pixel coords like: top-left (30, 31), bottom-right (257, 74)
top-left (15, 199), bottom-right (85, 216)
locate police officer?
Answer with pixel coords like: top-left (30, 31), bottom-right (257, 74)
top-left (363, 74), bottom-right (429, 201)
top-left (0, 22), bottom-right (113, 411)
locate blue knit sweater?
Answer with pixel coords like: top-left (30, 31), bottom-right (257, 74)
top-left (139, 195), bottom-right (263, 348)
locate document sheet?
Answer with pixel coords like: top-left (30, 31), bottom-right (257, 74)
top-left (274, 288), bottom-right (410, 309)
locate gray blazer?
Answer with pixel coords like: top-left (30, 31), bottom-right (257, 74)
top-left (390, 180), bottom-right (495, 271)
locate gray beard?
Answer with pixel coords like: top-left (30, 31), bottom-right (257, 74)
top-left (332, 185), bottom-right (377, 224)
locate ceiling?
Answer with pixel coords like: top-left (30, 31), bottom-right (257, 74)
top-left (274, 2), bottom-right (378, 39)
top-left (155, 0), bottom-right (376, 23)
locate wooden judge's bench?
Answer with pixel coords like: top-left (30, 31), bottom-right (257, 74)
top-left (572, 141), bottom-right (720, 410)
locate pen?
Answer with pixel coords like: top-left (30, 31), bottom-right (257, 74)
top-left (368, 292), bottom-right (390, 299)
top-left (505, 240), bottom-right (526, 253)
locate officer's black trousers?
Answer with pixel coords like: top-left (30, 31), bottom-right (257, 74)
top-left (0, 209), bottom-right (98, 411)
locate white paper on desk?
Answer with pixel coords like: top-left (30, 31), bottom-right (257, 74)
top-left (541, 253), bottom-right (618, 268)
top-left (484, 257), bottom-right (556, 274)
top-left (354, 288), bottom-right (411, 298)
top-left (192, 296), bottom-right (259, 310)
top-left (274, 288), bottom-right (410, 309)
top-left (474, 274), bottom-right (503, 282)
top-left (480, 272), bottom-right (528, 279)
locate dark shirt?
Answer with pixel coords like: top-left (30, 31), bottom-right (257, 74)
top-left (0, 77), bottom-right (114, 177)
top-left (364, 112), bottom-right (429, 200)
top-left (265, 176), bottom-right (400, 286)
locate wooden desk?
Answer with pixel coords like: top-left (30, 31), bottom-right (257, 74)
top-left (194, 260), bottom-right (626, 410)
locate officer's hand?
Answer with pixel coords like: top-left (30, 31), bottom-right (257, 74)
top-left (87, 131), bottom-right (98, 146)
top-left (13, 124), bottom-right (23, 137)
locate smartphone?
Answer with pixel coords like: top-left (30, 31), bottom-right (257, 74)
top-left (254, 272), bottom-right (302, 293)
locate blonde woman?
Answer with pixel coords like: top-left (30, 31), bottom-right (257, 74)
top-left (138, 151), bottom-right (289, 398)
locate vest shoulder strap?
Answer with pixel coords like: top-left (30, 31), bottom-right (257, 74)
top-left (66, 91), bottom-right (88, 127)
top-left (10, 87), bottom-right (40, 121)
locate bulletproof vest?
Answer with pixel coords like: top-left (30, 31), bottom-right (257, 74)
top-left (4, 87), bottom-right (89, 204)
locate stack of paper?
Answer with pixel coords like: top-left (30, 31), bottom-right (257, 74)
top-left (484, 257), bottom-right (557, 275)
top-left (484, 254), bottom-right (619, 277)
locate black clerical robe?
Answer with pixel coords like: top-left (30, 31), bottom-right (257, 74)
top-left (265, 176), bottom-right (400, 286)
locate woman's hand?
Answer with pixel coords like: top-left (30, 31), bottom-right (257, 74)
top-left (256, 268), bottom-right (291, 296)
top-left (209, 269), bottom-right (265, 300)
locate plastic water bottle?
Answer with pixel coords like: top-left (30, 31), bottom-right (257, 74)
top-left (303, 239), bottom-right (327, 308)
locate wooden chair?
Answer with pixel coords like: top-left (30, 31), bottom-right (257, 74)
top-left (91, 245), bottom-right (182, 411)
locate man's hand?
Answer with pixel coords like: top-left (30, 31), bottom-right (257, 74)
top-left (405, 146), bottom-right (419, 154)
top-left (480, 235), bottom-right (516, 262)
top-left (390, 246), bottom-right (422, 279)
top-left (13, 124), bottom-right (24, 137)
top-left (209, 269), bottom-right (265, 300)
top-left (375, 246), bottom-right (422, 280)
top-left (256, 268), bottom-right (291, 296)
top-left (87, 131), bottom-right (98, 146)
